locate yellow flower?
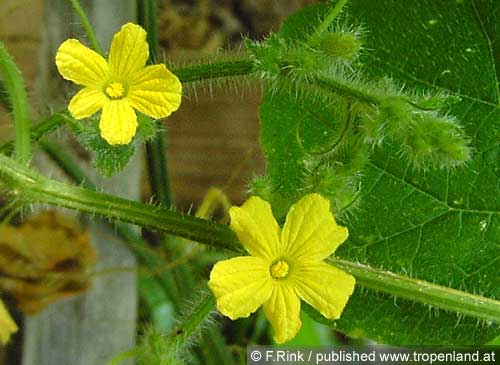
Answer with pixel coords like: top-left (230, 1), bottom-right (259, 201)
top-left (208, 193), bottom-right (356, 344)
top-left (55, 23), bottom-right (182, 145)
top-left (0, 299), bottom-right (18, 345)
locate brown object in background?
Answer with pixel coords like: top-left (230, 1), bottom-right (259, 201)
top-left (0, 211), bottom-right (96, 314)
top-left (167, 86), bottom-right (265, 210)
top-left (0, 0), bottom-right (43, 142)
top-left (158, 0), bottom-right (321, 51)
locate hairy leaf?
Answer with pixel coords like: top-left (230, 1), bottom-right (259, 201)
top-left (259, 0), bottom-right (500, 345)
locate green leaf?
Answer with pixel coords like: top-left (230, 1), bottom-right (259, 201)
top-left (259, 0), bottom-right (500, 345)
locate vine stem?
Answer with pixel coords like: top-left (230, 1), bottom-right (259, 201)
top-left (174, 60), bottom-right (255, 83)
top-left (0, 111), bottom-right (72, 155)
top-left (68, 0), bottom-right (103, 54)
top-left (0, 153), bottom-right (498, 323)
top-left (330, 258), bottom-right (500, 323)
top-left (138, 0), bottom-right (173, 207)
top-left (0, 42), bottom-right (31, 165)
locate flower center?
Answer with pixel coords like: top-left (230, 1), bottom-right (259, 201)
top-left (105, 82), bottom-right (125, 99)
top-left (270, 260), bottom-right (289, 279)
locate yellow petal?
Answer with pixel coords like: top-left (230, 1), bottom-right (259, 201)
top-left (208, 256), bottom-right (272, 319)
top-left (295, 262), bottom-right (355, 320)
top-left (128, 64), bottom-right (182, 119)
top-left (99, 100), bottom-right (138, 145)
top-left (55, 39), bottom-right (108, 87)
top-left (0, 299), bottom-right (18, 345)
top-left (68, 87), bottom-right (106, 119)
top-left (229, 196), bottom-right (282, 260)
top-left (263, 284), bottom-right (301, 344)
top-left (108, 23), bottom-right (149, 79)
top-left (281, 193), bottom-right (348, 261)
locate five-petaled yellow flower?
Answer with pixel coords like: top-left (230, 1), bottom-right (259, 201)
top-left (55, 23), bottom-right (182, 145)
top-left (0, 299), bottom-right (18, 345)
top-left (208, 193), bottom-right (356, 344)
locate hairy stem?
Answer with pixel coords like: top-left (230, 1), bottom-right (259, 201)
top-left (0, 153), bottom-right (241, 251)
top-left (68, 0), bottom-right (103, 54)
top-left (138, 0), bottom-right (173, 207)
top-left (0, 111), bottom-right (70, 155)
top-left (330, 258), bottom-right (500, 323)
top-left (0, 42), bottom-right (31, 164)
top-left (174, 60), bottom-right (255, 83)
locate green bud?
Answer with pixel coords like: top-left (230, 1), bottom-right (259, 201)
top-left (318, 31), bottom-right (361, 60)
top-left (247, 175), bottom-right (274, 202)
top-left (303, 162), bottom-right (361, 214)
top-left (412, 92), bottom-right (462, 110)
top-left (402, 113), bottom-right (471, 169)
top-left (245, 36), bottom-right (283, 80)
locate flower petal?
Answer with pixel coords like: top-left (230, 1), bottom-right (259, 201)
top-left (0, 299), bottom-right (18, 344)
top-left (108, 23), bottom-right (149, 79)
top-left (68, 87), bottom-right (106, 119)
top-left (55, 39), bottom-right (108, 87)
top-left (229, 196), bottom-right (282, 260)
top-left (208, 256), bottom-right (272, 319)
top-left (263, 284), bottom-right (301, 344)
top-left (99, 100), bottom-right (138, 145)
top-left (295, 262), bottom-right (355, 320)
top-left (128, 64), bottom-right (182, 119)
top-left (281, 193), bottom-right (348, 261)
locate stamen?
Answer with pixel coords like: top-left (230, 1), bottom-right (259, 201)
top-left (270, 260), bottom-right (289, 279)
top-left (105, 82), bottom-right (125, 99)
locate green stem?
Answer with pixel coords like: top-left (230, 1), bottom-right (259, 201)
top-left (174, 60), bottom-right (255, 83)
top-left (39, 140), bottom-right (96, 190)
top-left (0, 111), bottom-right (70, 155)
top-left (330, 258), bottom-right (500, 323)
top-left (307, 0), bottom-right (349, 46)
top-left (138, 0), bottom-right (158, 61)
top-left (0, 80), bottom-right (12, 111)
top-left (138, 0), bottom-right (173, 207)
top-left (0, 153), bottom-right (498, 323)
top-left (0, 153), bottom-right (241, 252)
top-left (68, 0), bottom-right (103, 54)
top-left (0, 42), bottom-right (31, 165)
top-left (168, 290), bottom-right (215, 350)
top-left (314, 74), bottom-right (381, 104)
top-left (145, 133), bottom-right (172, 206)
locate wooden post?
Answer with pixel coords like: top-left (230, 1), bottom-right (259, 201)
top-left (22, 1), bottom-right (139, 365)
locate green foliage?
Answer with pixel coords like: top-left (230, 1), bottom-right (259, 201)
top-left (251, 1), bottom-right (471, 221)
top-left (255, 0), bottom-right (499, 345)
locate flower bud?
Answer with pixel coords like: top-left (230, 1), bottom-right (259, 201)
top-left (318, 31), bottom-right (361, 60)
